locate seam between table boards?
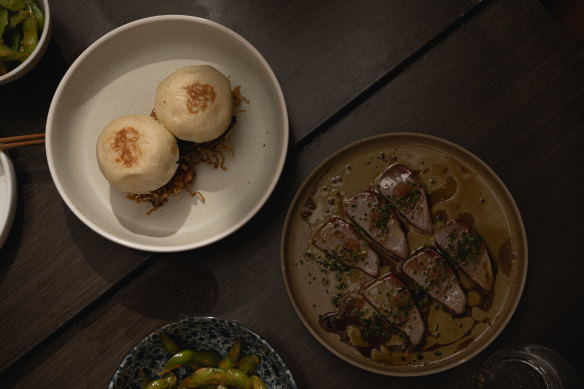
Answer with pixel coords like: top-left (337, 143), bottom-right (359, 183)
top-left (290, 0), bottom-right (493, 155)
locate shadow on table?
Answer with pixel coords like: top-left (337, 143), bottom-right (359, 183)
top-left (0, 189), bottom-right (24, 285)
top-left (116, 252), bottom-right (220, 321)
top-left (62, 204), bottom-right (218, 320)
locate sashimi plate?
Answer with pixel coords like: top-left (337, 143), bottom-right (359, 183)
top-left (281, 133), bottom-right (527, 376)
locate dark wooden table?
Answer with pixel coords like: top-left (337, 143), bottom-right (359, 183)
top-left (1, 0), bottom-right (583, 387)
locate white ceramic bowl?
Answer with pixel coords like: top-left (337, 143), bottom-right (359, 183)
top-left (0, 0), bottom-right (51, 85)
top-left (46, 16), bottom-right (288, 252)
top-left (0, 150), bottom-right (17, 249)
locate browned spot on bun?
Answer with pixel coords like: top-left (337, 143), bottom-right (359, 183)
top-left (112, 127), bottom-right (142, 167)
top-left (184, 82), bottom-right (216, 114)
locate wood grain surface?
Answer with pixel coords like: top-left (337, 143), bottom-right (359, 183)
top-left (0, 0), bottom-right (479, 375)
top-left (1, 0), bottom-right (583, 387)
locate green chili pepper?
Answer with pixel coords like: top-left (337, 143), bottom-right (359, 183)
top-left (0, 42), bottom-right (28, 61)
top-left (237, 355), bottom-right (259, 375)
top-left (218, 340), bottom-right (241, 368)
top-left (0, 0), bottom-right (27, 11)
top-left (159, 331), bottom-right (181, 356)
top-left (26, 0), bottom-right (43, 30)
top-left (250, 375), bottom-right (267, 389)
top-left (163, 349), bottom-right (221, 373)
top-left (179, 368), bottom-right (251, 389)
top-left (0, 8), bottom-right (8, 37)
top-left (20, 16), bottom-right (37, 54)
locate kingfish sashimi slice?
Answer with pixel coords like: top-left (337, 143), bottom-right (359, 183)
top-left (402, 248), bottom-right (467, 315)
top-left (376, 164), bottom-right (433, 233)
top-left (313, 217), bottom-right (380, 277)
top-left (434, 219), bottom-right (494, 292)
top-left (344, 190), bottom-right (409, 260)
top-left (362, 273), bottom-right (425, 346)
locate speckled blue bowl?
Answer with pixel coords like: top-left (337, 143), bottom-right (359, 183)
top-left (108, 317), bottom-right (296, 389)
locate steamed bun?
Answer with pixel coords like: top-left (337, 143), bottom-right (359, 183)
top-left (154, 65), bottom-right (233, 143)
top-left (96, 114), bottom-right (179, 194)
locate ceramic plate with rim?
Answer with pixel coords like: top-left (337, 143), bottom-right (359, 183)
top-left (0, 150), bottom-right (17, 249)
top-left (281, 133), bottom-right (527, 376)
top-left (46, 16), bottom-right (288, 252)
top-left (108, 317), bottom-right (296, 388)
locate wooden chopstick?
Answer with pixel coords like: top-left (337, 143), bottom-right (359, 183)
top-left (0, 133), bottom-right (45, 150)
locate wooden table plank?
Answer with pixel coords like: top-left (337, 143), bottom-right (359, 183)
top-left (0, 0), bottom-right (483, 376)
top-left (0, 45), bottom-right (151, 371)
top-left (3, 0), bottom-right (583, 387)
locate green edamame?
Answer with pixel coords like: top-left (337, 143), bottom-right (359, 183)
top-left (0, 0), bottom-right (44, 75)
top-left (0, 0), bottom-right (26, 11)
top-left (250, 375), bottom-right (268, 389)
top-left (179, 367), bottom-right (251, 389)
top-left (0, 42), bottom-right (28, 61)
top-left (163, 373), bottom-right (178, 389)
top-left (0, 8), bottom-right (8, 37)
top-left (5, 28), bottom-right (21, 50)
top-left (7, 8), bottom-right (26, 28)
top-left (163, 349), bottom-right (220, 373)
top-left (20, 16), bottom-right (37, 54)
top-left (139, 338), bottom-right (267, 389)
top-left (218, 340), bottom-right (241, 368)
top-left (25, 0), bottom-right (42, 29)
top-left (159, 331), bottom-right (181, 356)
top-left (237, 354), bottom-right (259, 375)
top-left (145, 378), bottom-right (169, 389)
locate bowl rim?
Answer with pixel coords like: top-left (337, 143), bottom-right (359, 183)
top-left (107, 316), bottom-right (297, 389)
top-left (45, 15), bottom-right (289, 252)
top-left (0, 150), bottom-right (17, 249)
top-left (0, 0), bottom-right (51, 84)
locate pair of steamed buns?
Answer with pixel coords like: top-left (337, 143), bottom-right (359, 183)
top-left (96, 65), bottom-right (233, 194)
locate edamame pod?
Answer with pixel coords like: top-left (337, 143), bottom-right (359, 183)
top-left (20, 16), bottom-right (37, 54)
top-left (179, 368), bottom-right (251, 389)
top-left (0, 8), bottom-right (8, 37)
top-left (163, 349), bottom-right (221, 373)
top-left (7, 9), bottom-right (26, 29)
top-left (159, 331), bottom-right (181, 355)
top-left (237, 355), bottom-right (259, 375)
top-left (0, 42), bottom-right (28, 61)
top-left (163, 373), bottom-right (178, 389)
top-left (0, 0), bottom-right (27, 11)
top-left (218, 340), bottom-right (241, 368)
top-left (250, 375), bottom-right (268, 389)
top-left (5, 28), bottom-right (21, 50)
top-left (26, 0), bottom-right (43, 30)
